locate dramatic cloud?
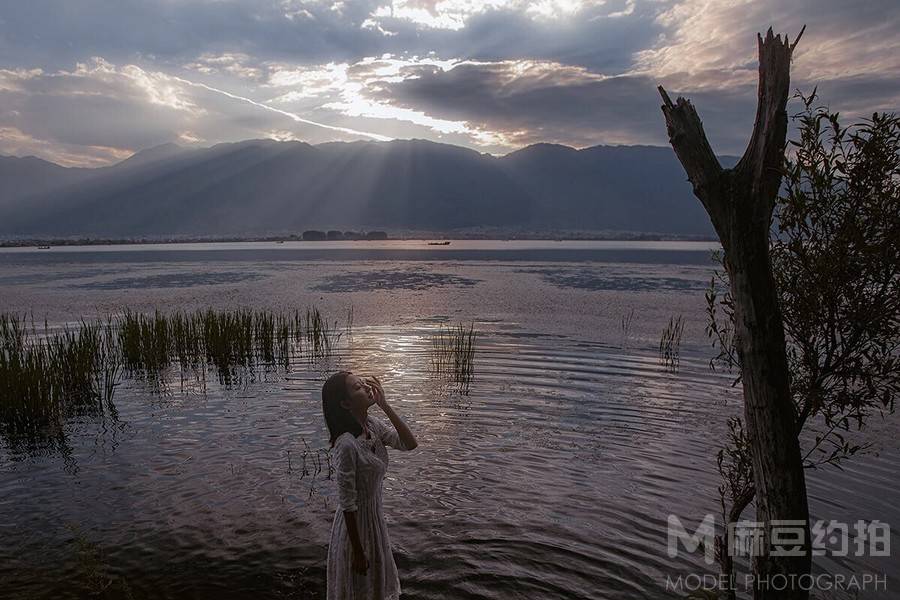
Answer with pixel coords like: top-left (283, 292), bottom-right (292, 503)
top-left (0, 58), bottom-right (391, 166)
top-left (362, 59), bottom-right (669, 148)
top-left (1, 0), bottom-right (899, 165)
top-left (362, 0), bottom-right (611, 31)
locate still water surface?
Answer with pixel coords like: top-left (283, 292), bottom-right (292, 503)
top-left (0, 241), bottom-right (896, 599)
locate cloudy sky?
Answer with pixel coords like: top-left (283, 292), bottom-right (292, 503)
top-left (1, 0), bottom-right (899, 167)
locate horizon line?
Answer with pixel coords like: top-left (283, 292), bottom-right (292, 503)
top-left (2, 138), bottom-right (686, 170)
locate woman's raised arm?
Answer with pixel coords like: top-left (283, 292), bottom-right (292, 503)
top-left (368, 376), bottom-right (418, 451)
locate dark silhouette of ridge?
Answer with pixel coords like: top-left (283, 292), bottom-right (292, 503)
top-left (0, 139), bottom-right (732, 237)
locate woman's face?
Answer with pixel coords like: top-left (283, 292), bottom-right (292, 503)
top-left (343, 373), bottom-right (375, 411)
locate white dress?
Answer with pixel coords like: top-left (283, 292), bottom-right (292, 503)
top-left (327, 414), bottom-right (410, 600)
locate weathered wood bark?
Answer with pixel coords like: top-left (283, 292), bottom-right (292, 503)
top-left (658, 28), bottom-right (810, 600)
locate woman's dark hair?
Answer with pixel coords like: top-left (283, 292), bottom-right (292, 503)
top-left (322, 370), bottom-right (363, 447)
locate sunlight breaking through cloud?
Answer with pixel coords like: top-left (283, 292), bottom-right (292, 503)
top-left (0, 56), bottom-right (395, 166)
top-left (2, 0), bottom-right (899, 166)
top-left (365, 0), bottom-right (601, 31)
top-left (170, 74), bottom-right (393, 141)
top-left (0, 125), bottom-right (133, 167)
top-left (266, 56), bottom-right (482, 138)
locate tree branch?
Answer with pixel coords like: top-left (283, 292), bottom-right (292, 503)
top-left (736, 27), bottom-right (801, 211)
top-left (729, 485), bottom-right (756, 524)
top-left (658, 86), bottom-right (726, 233)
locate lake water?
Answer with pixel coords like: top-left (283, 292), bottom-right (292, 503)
top-left (0, 241), bottom-right (897, 599)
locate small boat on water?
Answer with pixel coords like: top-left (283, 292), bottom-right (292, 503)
top-left (427, 241), bottom-right (451, 246)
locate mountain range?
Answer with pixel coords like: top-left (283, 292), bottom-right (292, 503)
top-left (0, 139), bottom-right (729, 238)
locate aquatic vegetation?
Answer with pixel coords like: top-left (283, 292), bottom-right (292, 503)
top-left (620, 308), bottom-right (635, 347)
top-left (286, 437), bottom-right (334, 503)
top-left (304, 306), bottom-right (340, 362)
top-left (0, 307), bottom-right (345, 451)
top-left (67, 524), bottom-right (135, 598)
top-left (117, 306), bottom-right (341, 384)
top-left (429, 321), bottom-right (477, 395)
top-left (0, 314), bottom-right (121, 453)
top-left (658, 314), bottom-right (685, 373)
top-left (345, 304), bottom-right (354, 336)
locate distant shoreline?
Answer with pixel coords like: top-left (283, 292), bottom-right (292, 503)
top-left (0, 231), bottom-right (717, 248)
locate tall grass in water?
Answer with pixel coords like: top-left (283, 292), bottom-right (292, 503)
top-left (620, 308), bottom-right (635, 347)
top-left (0, 307), bottom-right (343, 450)
top-left (304, 307), bottom-right (339, 362)
top-left (430, 322), bottom-right (477, 395)
top-left (658, 314), bottom-right (685, 373)
top-left (345, 304), bottom-right (354, 337)
top-left (67, 524), bottom-right (135, 598)
top-left (118, 306), bottom-right (340, 384)
top-left (0, 314), bottom-right (121, 452)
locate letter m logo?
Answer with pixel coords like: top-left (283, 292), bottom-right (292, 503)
top-left (668, 514), bottom-right (717, 565)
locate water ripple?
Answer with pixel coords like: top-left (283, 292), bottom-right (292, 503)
top-left (1, 324), bottom-right (897, 599)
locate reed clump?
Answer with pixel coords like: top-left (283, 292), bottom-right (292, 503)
top-left (659, 314), bottom-right (685, 373)
top-left (0, 314), bottom-right (121, 451)
top-left (67, 524), bottom-right (135, 598)
top-left (0, 306), bottom-right (343, 449)
top-left (117, 306), bottom-right (340, 384)
top-left (430, 321), bottom-right (477, 395)
top-left (620, 308), bottom-right (635, 347)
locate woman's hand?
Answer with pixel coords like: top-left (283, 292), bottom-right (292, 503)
top-left (366, 375), bottom-right (388, 410)
top-left (365, 375), bottom-right (418, 450)
top-left (352, 546), bottom-right (369, 575)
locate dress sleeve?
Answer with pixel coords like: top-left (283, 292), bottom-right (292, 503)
top-left (333, 435), bottom-right (358, 512)
top-left (372, 415), bottom-right (409, 451)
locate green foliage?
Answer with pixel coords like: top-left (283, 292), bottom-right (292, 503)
top-left (776, 93), bottom-right (900, 464)
top-left (704, 251), bottom-right (738, 381)
top-left (707, 92), bottom-right (899, 472)
top-left (705, 93), bottom-right (900, 591)
top-left (716, 416), bottom-right (754, 514)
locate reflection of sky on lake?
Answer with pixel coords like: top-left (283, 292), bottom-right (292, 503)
top-left (0, 267), bottom-right (128, 286)
top-left (521, 266), bottom-right (709, 292)
top-left (0, 241), bottom-right (719, 346)
top-left (69, 271), bottom-right (264, 290)
top-left (0, 240), bottom-right (721, 267)
top-left (311, 268), bottom-right (480, 293)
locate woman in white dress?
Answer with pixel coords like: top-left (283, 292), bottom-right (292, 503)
top-left (322, 371), bottom-right (418, 600)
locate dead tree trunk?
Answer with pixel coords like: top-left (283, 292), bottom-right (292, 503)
top-left (658, 28), bottom-right (810, 600)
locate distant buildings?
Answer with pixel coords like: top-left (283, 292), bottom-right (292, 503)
top-left (301, 230), bottom-right (388, 241)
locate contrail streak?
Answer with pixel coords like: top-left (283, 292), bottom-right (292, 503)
top-left (172, 76), bottom-right (393, 142)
